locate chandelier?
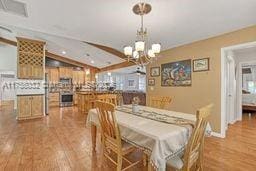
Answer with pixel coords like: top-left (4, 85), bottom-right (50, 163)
top-left (124, 2), bottom-right (161, 67)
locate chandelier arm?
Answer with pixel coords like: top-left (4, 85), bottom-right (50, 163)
top-left (128, 57), bottom-right (139, 65)
top-left (141, 14), bottom-right (144, 36)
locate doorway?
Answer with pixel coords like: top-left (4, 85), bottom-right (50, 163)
top-left (0, 71), bottom-right (16, 109)
top-left (221, 41), bottom-right (256, 138)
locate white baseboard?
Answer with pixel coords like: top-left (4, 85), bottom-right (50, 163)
top-left (211, 132), bottom-right (225, 138)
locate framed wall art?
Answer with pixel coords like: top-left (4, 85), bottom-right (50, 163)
top-left (161, 59), bottom-right (192, 86)
top-left (150, 67), bottom-right (160, 77)
top-left (148, 78), bottom-right (155, 86)
top-left (193, 58), bottom-right (210, 72)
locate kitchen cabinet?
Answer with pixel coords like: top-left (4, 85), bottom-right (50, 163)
top-left (31, 96), bottom-right (44, 117)
top-left (18, 65), bottom-right (44, 79)
top-left (17, 96), bottom-right (31, 118)
top-left (47, 68), bottom-right (59, 83)
top-left (74, 93), bottom-right (78, 105)
top-left (17, 37), bottom-right (45, 79)
top-left (18, 64), bottom-right (31, 79)
top-left (59, 67), bottom-right (73, 78)
top-left (32, 65), bottom-right (44, 79)
top-left (17, 95), bottom-right (44, 120)
top-left (49, 93), bottom-right (60, 107)
top-left (73, 70), bottom-right (85, 84)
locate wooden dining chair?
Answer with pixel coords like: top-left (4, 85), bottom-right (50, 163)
top-left (149, 96), bottom-right (172, 109)
top-left (116, 91), bottom-right (124, 106)
top-left (97, 94), bottom-right (118, 106)
top-left (85, 91), bottom-right (96, 113)
top-left (95, 101), bottom-right (142, 171)
top-left (167, 104), bottom-right (213, 171)
top-left (106, 94), bottom-right (118, 106)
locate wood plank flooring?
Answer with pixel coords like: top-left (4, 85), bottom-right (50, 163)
top-left (0, 105), bottom-right (256, 171)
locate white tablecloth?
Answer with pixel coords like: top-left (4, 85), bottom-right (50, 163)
top-left (86, 105), bottom-right (211, 171)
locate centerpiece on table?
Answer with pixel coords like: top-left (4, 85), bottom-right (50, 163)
top-left (132, 96), bottom-right (140, 113)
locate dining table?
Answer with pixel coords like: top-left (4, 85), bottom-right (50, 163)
top-left (86, 105), bottom-right (211, 171)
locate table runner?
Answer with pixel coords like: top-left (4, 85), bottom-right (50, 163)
top-left (116, 105), bottom-right (195, 128)
top-left (87, 105), bottom-right (211, 171)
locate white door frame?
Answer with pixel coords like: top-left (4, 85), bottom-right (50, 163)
top-left (221, 41), bottom-right (256, 138)
top-left (225, 55), bottom-right (236, 126)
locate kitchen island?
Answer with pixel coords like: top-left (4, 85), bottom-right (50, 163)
top-left (77, 91), bottom-right (146, 113)
top-left (77, 91), bottom-right (121, 113)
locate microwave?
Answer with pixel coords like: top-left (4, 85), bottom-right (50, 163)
top-left (59, 78), bottom-right (72, 84)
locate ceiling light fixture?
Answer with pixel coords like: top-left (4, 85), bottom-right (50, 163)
top-left (91, 60), bottom-right (95, 64)
top-left (124, 2), bottom-right (161, 67)
top-left (86, 70), bottom-right (90, 75)
top-left (62, 51), bottom-right (66, 55)
top-left (95, 74), bottom-right (98, 79)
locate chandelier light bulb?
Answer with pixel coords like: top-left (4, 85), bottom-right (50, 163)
top-left (148, 49), bottom-right (156, 58)
top-left (135, 41), bottom-right (145, 52)
top-left (133, 51), bottom-right (139, 59)
top-left (107, 72), bottom-right (111, 76)
top-left (152, 43), bottom-right (161, 54)
top-left (124, 46), bottom-right (133, 56)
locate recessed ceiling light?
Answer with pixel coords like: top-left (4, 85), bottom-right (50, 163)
top-left (62, 51), bottom-right (66, 55)
top-left (91, 60), bottom-right (95, 64)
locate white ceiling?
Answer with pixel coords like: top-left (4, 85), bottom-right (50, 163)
top-left (233, 46), bottom-right (256, 64)
top-left (0, 0), bottom-right (256, 68)
top-left (0, 25), bottom-right (125, 68)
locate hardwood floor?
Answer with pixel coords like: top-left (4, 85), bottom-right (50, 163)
top-left (204, 113), bottom-right (256, 171)
top-left (0, 105), bottom-right (256, 171)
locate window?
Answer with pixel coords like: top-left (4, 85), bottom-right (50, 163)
top-left (128, 80), bottom-right (135, 87)
top-left (139, 75), bottom-right (146, 91)
top-left (247, 81), bottom-right (256, 94)
top-left (115, 75), bottom-right (124, 90)
top-left (97, 72), bottom-right (146, 91)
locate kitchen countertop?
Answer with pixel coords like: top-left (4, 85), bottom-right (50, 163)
top-left (76, 91), bottom-right (119, 95)
top-left (17, 93), bottom-right (45, 96)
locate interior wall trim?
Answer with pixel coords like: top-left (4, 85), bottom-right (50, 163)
top-left (211, 132), bottom-right (225, 138)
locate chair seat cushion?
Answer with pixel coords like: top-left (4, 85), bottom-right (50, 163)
top-left (167, 151), bottom-right (184, 170)
top-left (167, 156), bottom-right (183, 170)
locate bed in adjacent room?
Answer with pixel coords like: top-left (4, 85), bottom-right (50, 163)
top-left (242, 93), bottom-right (256, 112)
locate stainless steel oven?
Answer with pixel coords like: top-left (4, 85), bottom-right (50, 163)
top-left (60, 92), bottom-right (73, 107)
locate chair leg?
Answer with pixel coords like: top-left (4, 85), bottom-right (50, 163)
top-left (117, 154), bottom-right (122, 171)
top-left (100, 146), bottom-right (104, 161)
top-left (143, 153), bottom-right (148, 167)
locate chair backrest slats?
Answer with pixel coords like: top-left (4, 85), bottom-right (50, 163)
top-left (95, 101), bottom-right (122, 150)
top-left (97, 94), bottom-right (118, 106)
top-left (149, 96), bottom-right (172, 109)
top-left (182, 104), bottom-right (213, 171)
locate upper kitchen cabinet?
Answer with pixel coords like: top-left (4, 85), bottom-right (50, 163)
top-left (17, 37), bottom-right (45, 79)
top-left (73, 70), bottom-right (85, 84)
top-left (46, 68), bottom-right (59, 83)
top-left (59, 67), bottom-right (73, 78)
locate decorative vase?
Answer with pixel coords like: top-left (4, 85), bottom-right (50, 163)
top-left (132, 104), bottom-right (139, 113)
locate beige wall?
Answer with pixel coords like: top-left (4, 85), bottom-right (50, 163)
top-left (146, 25), bottom-right (256, 133)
